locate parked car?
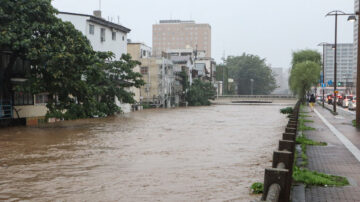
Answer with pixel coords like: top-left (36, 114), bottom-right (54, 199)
top-left (327, 94), bottom-right (334, 104)
top-left (342, 95), bottom-right (353, 108)
top-left (337, 95), bottom-right (345, 106)
top-left (349, 97), bottom-right (357, 110)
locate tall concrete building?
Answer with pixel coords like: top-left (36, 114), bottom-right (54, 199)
top-left (152, 20), bottom-right (211, 57)
top-left (324, 43), bottom-right (355, 86)
top-left (354, 0), bottom-right (359, 85)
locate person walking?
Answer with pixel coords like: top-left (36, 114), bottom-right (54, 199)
top-left (309, 94), bottom-right (316, 112)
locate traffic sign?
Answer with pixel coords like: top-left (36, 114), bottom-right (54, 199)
top-left (328, 80), bottom-right (333, 85)
top-left (335, 91), bottom-right (339, 94)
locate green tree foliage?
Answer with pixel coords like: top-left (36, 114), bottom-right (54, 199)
top-left (291, 49), bottom-right (321, 67)
top-left (224, 54), bottom-right (277, 95)
top-left (0, 0), bottom-right (58, 98)
top-left (289, 50), bottom-right (321, 99)
top-left (186, 79), bottom-right (216, 106)
top-left (1, 0), bottom-right (144, 119)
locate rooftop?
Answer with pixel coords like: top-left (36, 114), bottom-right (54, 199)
top-left (58, 11), bottom-right (131, 33)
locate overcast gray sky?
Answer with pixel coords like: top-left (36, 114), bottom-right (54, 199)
top-left (52, 0), bottom-right (354, 68)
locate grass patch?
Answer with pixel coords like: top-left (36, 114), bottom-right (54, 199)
top-left (300, 114), bottom-right (312, 118)
top-left (296, 134), bottom-right (327, 167)
top-left (298, 118), bottom-right (315, 131)
top-left (352, 120), bottom-right (360, 128)
top-left (250, 182), bottom-right (264, 194)
top-left (293, 166), bottom-right (349, 187)
top-left (296, 134), bottom-right (327, 146)
top-left (280, 107), bottom-right (293, 115)
top-left (303, 119), bottom-right (314, 123)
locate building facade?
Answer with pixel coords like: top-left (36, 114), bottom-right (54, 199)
top-left (152, 20), bottom-right (211, 57)
top-left (324, 43), bottom-right (355, 87)
top-left (58, 11), bottom-right (130, 60)
top-left (128, 43), bottom-right (180, 107)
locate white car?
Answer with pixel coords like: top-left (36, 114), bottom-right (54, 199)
top-left (342, 96), bottom-right (354, 108)
top-left (349, 97), bottom-right (357, 110)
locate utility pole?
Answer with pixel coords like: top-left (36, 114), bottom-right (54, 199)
top-left (334, 12), bottom-right (338, 113)
top-left (356, 1), bottom-right (360, 127)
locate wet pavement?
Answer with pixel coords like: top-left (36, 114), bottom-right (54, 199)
top-left (0, 105), bottom-right (290, 201)
top-left (302, 105), bottom-right (360, 202)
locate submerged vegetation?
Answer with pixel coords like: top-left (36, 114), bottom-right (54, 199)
top-left (280, 107), bottom-right (294, 114)
top-left (250, 182), bottom-right (264, 194)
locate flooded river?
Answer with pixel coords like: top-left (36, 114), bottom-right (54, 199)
top-left (0, 105), bottom-right (290, 201)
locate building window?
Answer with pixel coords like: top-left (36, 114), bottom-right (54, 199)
top-left (122, 36), bottom-right (125, 41)
top-left (89, 24), bottom-right (95, 35)
top-left (141, 66), bottom-right (148, 74)
top-left (100, 28), bottom-right (106, 42)
top-left (112, 32), bottom-right (116, 40)
top-left (35, 94), bottom-right (49, 104)
top-left (14, 92), bottom-right (34, 106)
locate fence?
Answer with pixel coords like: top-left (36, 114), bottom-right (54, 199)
top-left (259, 101), bottom-right (300, 202)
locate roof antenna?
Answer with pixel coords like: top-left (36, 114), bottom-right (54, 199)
top-left (117, 16), bottom-right (120, 24)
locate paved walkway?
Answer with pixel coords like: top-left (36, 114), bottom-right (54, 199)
top-left (302, 105), bottom-right (360, 202)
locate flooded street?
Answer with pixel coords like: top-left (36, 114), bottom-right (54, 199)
top-left (0, 105), bottom-right (289, 201)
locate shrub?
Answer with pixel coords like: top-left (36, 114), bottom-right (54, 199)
top-left (250, 182), bottom-right (264, 194)
top-left (280, 107), bottom-right (293, 114)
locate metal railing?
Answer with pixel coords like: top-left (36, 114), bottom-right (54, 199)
top-left (259, 101), bottom-right (300, 202)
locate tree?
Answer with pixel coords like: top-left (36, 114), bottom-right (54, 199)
top-left (186, 79), bottom-right (216, 106)
top-left (1, 0), bottom-right (144, 120)
top-left (0, 0), bottom-right (59, 99)
top-left (224, 54), bottom-right (277, 95)
top-left (289, 50), bottom-right (321, 100)
top-left (291, 50), bottom-right (321, 68)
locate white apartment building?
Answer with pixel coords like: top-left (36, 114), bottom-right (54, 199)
top-left (324, 43), bottom-right (355, 87)
top-left (57, 11), bottom-right (130, 60)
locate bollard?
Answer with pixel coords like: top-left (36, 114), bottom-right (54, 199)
top-left (272, 151), bottom-right (293, 171)
top-left (285, 127), bottom-right (296, 134)
top-left (287, 123), bottom-right (297, 129)
top-left (278, 140), bottom-right (295, 153)
top-left (282, 133), bottom-right (296, 141)
top-left (261, 168), bottom-right (289, 202)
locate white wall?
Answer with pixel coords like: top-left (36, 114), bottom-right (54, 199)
top-left (57, 13), bottom-right (128, 60)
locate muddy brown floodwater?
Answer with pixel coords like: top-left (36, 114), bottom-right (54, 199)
top-left (0, 105), bottom-right (290, 201)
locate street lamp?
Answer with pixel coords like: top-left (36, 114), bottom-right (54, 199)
top-left (250, 79), bottom-right (254, 95)
top-left (326, 10), bottom-right (356, 113)
top-left (318, 42), bottom-right (331, 108)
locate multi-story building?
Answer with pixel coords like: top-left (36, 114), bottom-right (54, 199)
top-left (166, 48), bottom-right (215, 82)
top-left (127, 43), bottom-right (180, 107)
top-left (58, 11), bottom-right (138, 113)
top-left (152, 20), bottom-right (211, 57)
top-left (354, 0), bottom-right (359, 87)
top-left (58, 10), bottom-right (130, 60)
top-left (324, 43), bottom-right (355, 87)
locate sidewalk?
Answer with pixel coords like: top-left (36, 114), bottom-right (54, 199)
top-left (302, 105), bottom-right (360, 202)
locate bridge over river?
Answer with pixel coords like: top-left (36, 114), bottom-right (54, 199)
top-left (213, 95), bottom-right (297, 105)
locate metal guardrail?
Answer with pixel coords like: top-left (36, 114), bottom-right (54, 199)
top-left (0, 100), bottom-right (13, 120)
top-left (259, 101), bottom-right (300, 202)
